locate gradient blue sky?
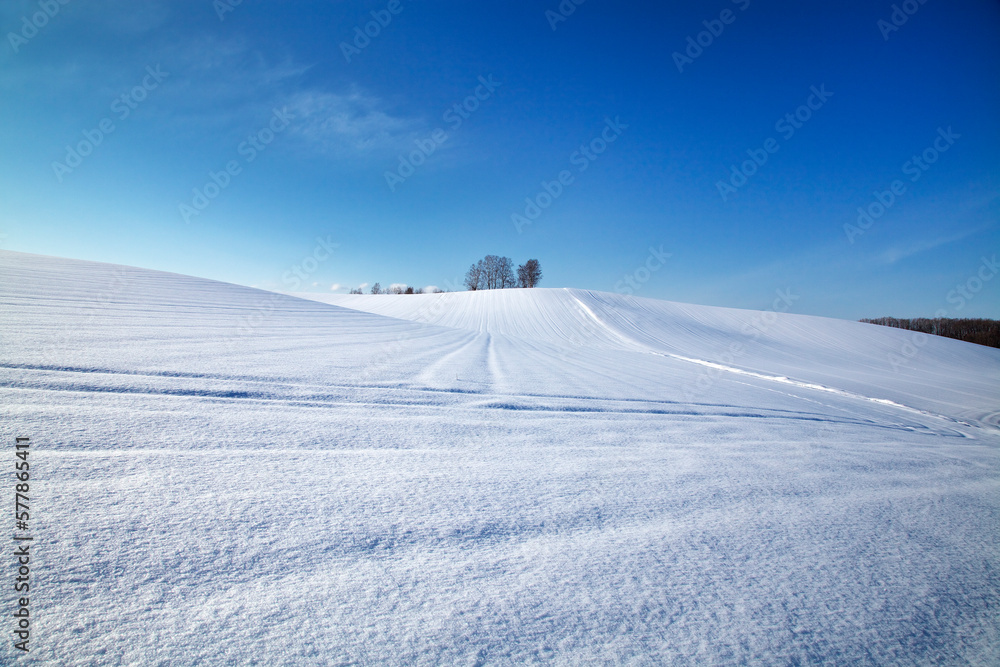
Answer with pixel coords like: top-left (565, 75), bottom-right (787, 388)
top-left (1, 0), bottom-right (998, 319)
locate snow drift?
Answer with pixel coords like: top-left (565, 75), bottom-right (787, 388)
top-left (1, 249), bottom-right (998, 665)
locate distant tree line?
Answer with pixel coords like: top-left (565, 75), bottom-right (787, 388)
top-left (465, 256), bottom-right (542, 290)
top-left (349, 283), bottom-right (441, 295)
top-left (860, 317), bottom-right (1000, 349)
top-left (344, 257), bottom-right (541, 295)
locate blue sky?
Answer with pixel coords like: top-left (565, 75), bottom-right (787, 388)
top-left (1, 0), bottom-right (998, 319)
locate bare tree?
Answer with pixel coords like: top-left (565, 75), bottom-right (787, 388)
top-left (464, 261), bottom-right (484, 290)
top-left (517, 259), bottom-right (542, 288)
top-left (349, 287), bottom-right (363, 294)
top-left (370, 282), bottom-right (382, 295)
top-left (498, 256), bottom-right (517, 288)
top-left (483, 255), bottom-right (500, 289)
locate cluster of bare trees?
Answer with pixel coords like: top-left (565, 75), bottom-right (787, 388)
top-left (860, 317), bottom-right (1000, 349)
top-left (464, 256), bottom-right (542, 291)
top-left (465, 255), bottom-right (515, 290)
top-left (345, 257), bottom-right (542, 296)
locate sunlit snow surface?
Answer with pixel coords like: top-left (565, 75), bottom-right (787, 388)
top-left (1, 249), bottom-right (998, 665)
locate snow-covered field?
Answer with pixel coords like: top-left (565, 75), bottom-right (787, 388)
top-left (1, 249), bottom-right (998, 665)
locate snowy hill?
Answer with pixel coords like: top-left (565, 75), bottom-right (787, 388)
top-left (308, 288), bottom-right (1000, 428)
top-left (2, 249), bottom-right (998, 665)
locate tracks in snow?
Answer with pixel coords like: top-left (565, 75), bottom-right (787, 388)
top-left (567, 294), bottom-right (982, 436)
top-left (0, 361), bottom-right (960, 436)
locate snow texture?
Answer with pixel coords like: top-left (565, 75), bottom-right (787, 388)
top-left (1, 249), bottom-right (998, 665)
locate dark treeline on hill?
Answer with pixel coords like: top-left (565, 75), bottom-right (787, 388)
top-left (860, 317), bottom-right (1000, 349)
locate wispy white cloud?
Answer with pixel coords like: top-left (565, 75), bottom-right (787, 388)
top-left (282, 88), bottom-right (421, 158)
top-left (144, 37), bottom-right (420, 157)
top-left (144, 39), bottom-right (422, 158)
top-left (878, 223), bottom-right (994, 265)
top-left (0, 12), bottom-right (424, 161)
